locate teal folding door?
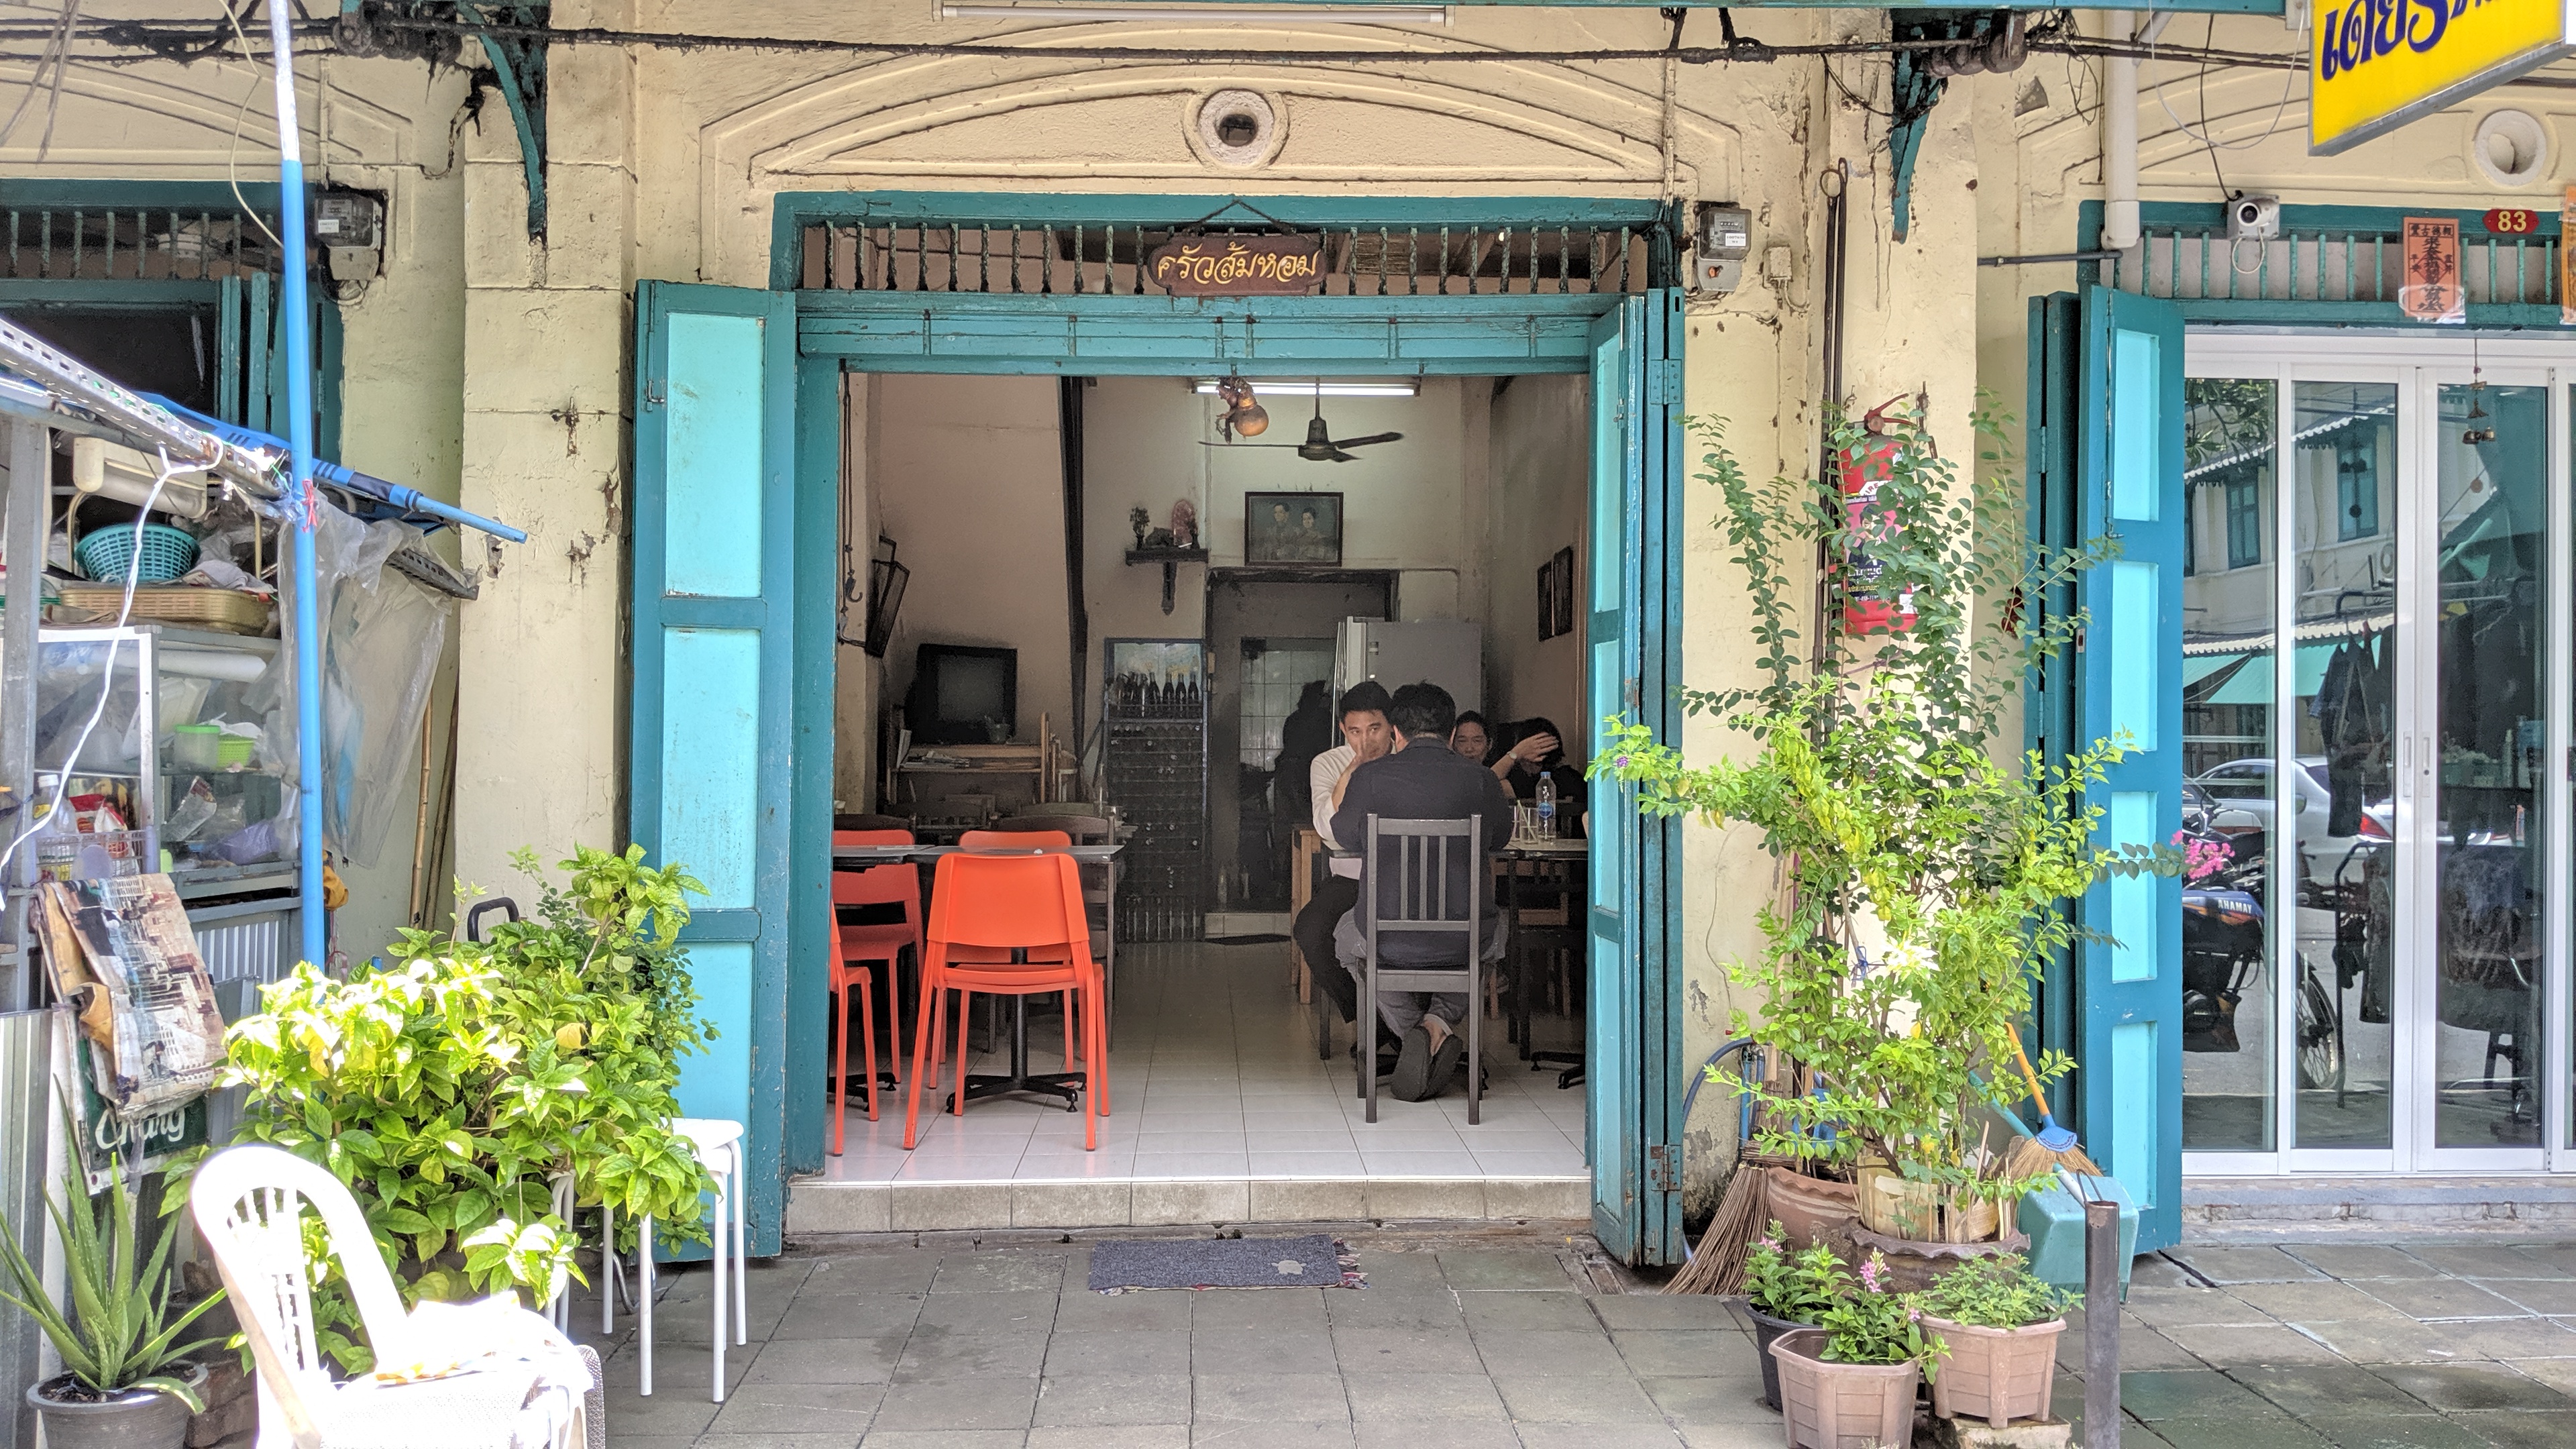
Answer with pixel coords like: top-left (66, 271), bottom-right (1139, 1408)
top-left (631, 282), bottom-right (798, 1255)
top-left (2073, 286), bottom-right (2186, 1251)
top-left (1586, 292), bottom-right (1686, 1265)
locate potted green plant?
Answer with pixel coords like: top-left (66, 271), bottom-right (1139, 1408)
top-left (0, 1142), bottom-right (224, 1449)
top-left (1741, 1224), bottom-right (1847, 1411)
top-left (1915, 1250), bottom-right (2077, 1428)
top-left (171, 845), bottom-right (717, 1373)
top-left (1597, 405), bottom-right (2184, 1275)
top-left (1768, 1251), bottom-right (1941, 1449)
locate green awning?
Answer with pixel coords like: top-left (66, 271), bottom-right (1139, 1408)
top-left (2187, 643), bottom-right (2335, 708)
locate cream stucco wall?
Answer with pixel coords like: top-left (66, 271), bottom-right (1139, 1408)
top-left (27, 0), bottom-right (2576, 1212)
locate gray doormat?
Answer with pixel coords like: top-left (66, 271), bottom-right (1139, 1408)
top-left (1087, 1234), bottom-right (1364, 1293)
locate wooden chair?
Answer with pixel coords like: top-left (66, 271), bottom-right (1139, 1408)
top-left (1356, 814), bottom-right (1488, 1126)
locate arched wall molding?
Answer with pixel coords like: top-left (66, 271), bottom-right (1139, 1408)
top-left (0, 57), bottom-right (435, 174)
top-left (678, 39), bottom-right (1746, 284)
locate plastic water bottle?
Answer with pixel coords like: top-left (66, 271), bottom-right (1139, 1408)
top-left (1536, 770), bottom-right (1557, 837)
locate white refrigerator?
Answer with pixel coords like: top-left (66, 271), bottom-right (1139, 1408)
top-left (1333, 619), bottom-right (1481, 714)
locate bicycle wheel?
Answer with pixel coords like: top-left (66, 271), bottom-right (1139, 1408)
top-left (2297, 965), bottom-right (2347, 1091)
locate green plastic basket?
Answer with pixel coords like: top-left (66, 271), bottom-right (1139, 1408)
top-left (76, 523), bottom-right (199, 584)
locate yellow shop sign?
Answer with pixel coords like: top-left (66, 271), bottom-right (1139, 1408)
top-left (2312, 0), bottom-right (2575, 155)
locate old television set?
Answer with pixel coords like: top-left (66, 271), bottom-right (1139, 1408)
top-left (907, 643), bottom-right (1018, 745)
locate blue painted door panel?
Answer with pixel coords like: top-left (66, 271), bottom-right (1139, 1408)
top-left (1586, 291), bottom-right (1685, 1265)
top-left (632, 281), bottom-right (797, 1256)
top-left (2074, 285), bottom-right (2185, 1252)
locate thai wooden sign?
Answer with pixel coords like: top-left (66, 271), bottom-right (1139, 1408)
top-left (2398, 216), bottom-right (2464, 325)
top-left (1146, 234), bottom-right (1323, 296)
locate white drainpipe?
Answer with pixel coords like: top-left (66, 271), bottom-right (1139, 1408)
top-left (2101, 12), bottom-right (2174, 253)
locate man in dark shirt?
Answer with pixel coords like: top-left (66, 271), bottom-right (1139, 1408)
top-left (1331, 681), bottom-right (1515, 1101)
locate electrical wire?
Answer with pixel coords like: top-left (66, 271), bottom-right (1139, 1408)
top-left (215, 1), bottom-right (286, 253)
top-left (2145, 5), bottom-right (2302, 155)
top-left (0, 0), bottom-right (78, 153)
top-left (0, 11), bottom-right (2312, 71)
top-left (0, 448), bottom-right (186, 881)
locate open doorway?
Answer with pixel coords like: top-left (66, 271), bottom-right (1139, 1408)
top-left (817, 368), bottom-right (1598, 1199)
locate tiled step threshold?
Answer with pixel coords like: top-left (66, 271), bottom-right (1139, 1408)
top-left (786, 1175), bottom-right (1589, 1234)
top-left (2184, 1174), bottom-right (2576, 1240)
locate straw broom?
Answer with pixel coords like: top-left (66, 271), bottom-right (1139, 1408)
top-left (1664, 1155), bottom-right (1770, 1295)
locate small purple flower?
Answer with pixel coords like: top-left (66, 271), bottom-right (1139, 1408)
top-left (1859, 1257), bottom-right (1882, 1293)
top-left (1616, 754), bottom-right (1631, 769)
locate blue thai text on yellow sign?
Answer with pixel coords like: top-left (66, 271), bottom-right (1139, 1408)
top-left (2311, 0), bottom-right (2573, 154)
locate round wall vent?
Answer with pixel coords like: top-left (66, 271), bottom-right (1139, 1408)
top-left (2473, 109), bottom-right (2550, 187)
top-left (1194, 91), bottom-right (1283, 168)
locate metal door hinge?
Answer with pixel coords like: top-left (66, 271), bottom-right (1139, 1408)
top-left (1647, 1144), bottom-right (1679, 1193)
top-left (1646, 360), bottom-right (1681, 406)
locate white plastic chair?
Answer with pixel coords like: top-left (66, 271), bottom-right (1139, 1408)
top-left (190, 1144), bottom-right (593, 1449)
top-left (594, 1118), bottom-right (745, 1402)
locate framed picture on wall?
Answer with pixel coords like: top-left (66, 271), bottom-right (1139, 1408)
top-left (1551, 546), bottom-right (1576, 638)
top-left (1536, 561), bottom-right (1556, 640)
top-left (1244, 492), bottom-right (1343, 568)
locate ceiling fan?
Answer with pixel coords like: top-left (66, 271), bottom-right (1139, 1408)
top-left (1204, 377), bottom-right (1402, 463)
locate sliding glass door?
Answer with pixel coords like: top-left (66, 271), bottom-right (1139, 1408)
top-left (2179, 336), bottom-right (2569, 1175)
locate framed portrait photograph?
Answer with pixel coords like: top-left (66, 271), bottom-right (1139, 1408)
top-left (1536, 561), bottom-right (1556, 640)
top-left (1551, 545), bottom-right (1576, 637)
top-left (1244, 492), bottom-right (1343, 568)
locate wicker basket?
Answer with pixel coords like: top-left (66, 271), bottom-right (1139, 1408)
top-left (50, 584), bottom-right (276, 636)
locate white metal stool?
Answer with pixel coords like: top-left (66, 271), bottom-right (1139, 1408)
top-left (591, 1118), bottom-right (746, 1402)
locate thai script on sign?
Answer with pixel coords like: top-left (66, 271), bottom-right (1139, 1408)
top-left (2309, 0), bottom-right (2568, 154)
top-left (2316, 0), bottom-right (2463, 78)
top-left (1146, 235), bottom-right (1323, 297)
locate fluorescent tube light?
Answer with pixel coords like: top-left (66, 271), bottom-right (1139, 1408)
top-left (943, 4), bottom-right (1449, 22)
top-left (1191, 379), bottom-right (1421, 398)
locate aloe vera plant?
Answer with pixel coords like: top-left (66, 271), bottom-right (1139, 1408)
top-left (0, 1136), bottom-right (223, 1410)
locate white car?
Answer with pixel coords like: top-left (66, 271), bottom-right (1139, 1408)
top-left (2192, 756), bottom-right (2377, 895)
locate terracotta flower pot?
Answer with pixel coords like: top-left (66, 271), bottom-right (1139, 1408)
top-left (1925, 1314), bottom-right (2065, 1428)
top-left (1764, 1167), bottom-right (1858, 1247)
top-left (1746, 1304), bottom-right (1815, 1411)
top-left (1767, 1327), bottom-right (1920, 1449)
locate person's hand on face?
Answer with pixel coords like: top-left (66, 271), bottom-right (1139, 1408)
top-left (1450, 723), bottom-right (1489, 761)
top-left (1509, 733), bottom-right (1560, 766)
top-left (1342, 710), bottom-right (1393, 763)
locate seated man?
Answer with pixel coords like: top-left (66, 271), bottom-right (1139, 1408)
top-left (1289, 680), bottom-right (1394, 1026)
top-left (1331, 681), bottom-right (1515, 1101)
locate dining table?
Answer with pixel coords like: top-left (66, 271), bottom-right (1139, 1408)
top-left (831, 840), bottom-right (1126, 1112)
top-left (1497, 837), bottom-right (1588, 1088)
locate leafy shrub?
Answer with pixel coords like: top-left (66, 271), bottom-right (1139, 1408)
top-left (1741, 1222), bottom-right (1847, 1324)
top-left (1816, 1252), bottom-right (1943, 1373)
top-left (1596, 407), bottom-right (2186, 1208)
top-left (182, 845), bottom-right (715, 1373)
top-left (1914, 1251), bottom-right (2078, 1329)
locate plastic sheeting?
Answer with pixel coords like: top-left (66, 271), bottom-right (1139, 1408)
top-left (247, 502), bottom-right (449, 871)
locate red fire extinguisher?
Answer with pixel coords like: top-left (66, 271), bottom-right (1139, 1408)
top-left (1836, 396), bottom-right (1922, 637)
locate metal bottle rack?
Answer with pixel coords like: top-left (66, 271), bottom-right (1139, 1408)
top-left (1104, 667), bottom-right (1206, 943)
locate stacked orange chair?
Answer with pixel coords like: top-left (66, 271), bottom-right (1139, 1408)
top-left (828, 828), bottom-right (919, 1153)
top-left (902, 849), bottom-right (1107, 1151)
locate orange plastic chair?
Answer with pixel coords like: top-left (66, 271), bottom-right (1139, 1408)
top-left (950, 828), bottom-right (1106, 1098)
top-left (902, 851), bottom-right (1106, 1151)
top-left (959, 828), bottom-right (1071, 850)
top-left (828, 828), bottom-right (918, 1152)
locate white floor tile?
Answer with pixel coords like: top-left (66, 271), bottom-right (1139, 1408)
top-left (814, 939), bottom-right (1591, 1189)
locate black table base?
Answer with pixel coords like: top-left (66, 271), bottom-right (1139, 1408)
top-left (949, 996), bottom-right (1085, 1113)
